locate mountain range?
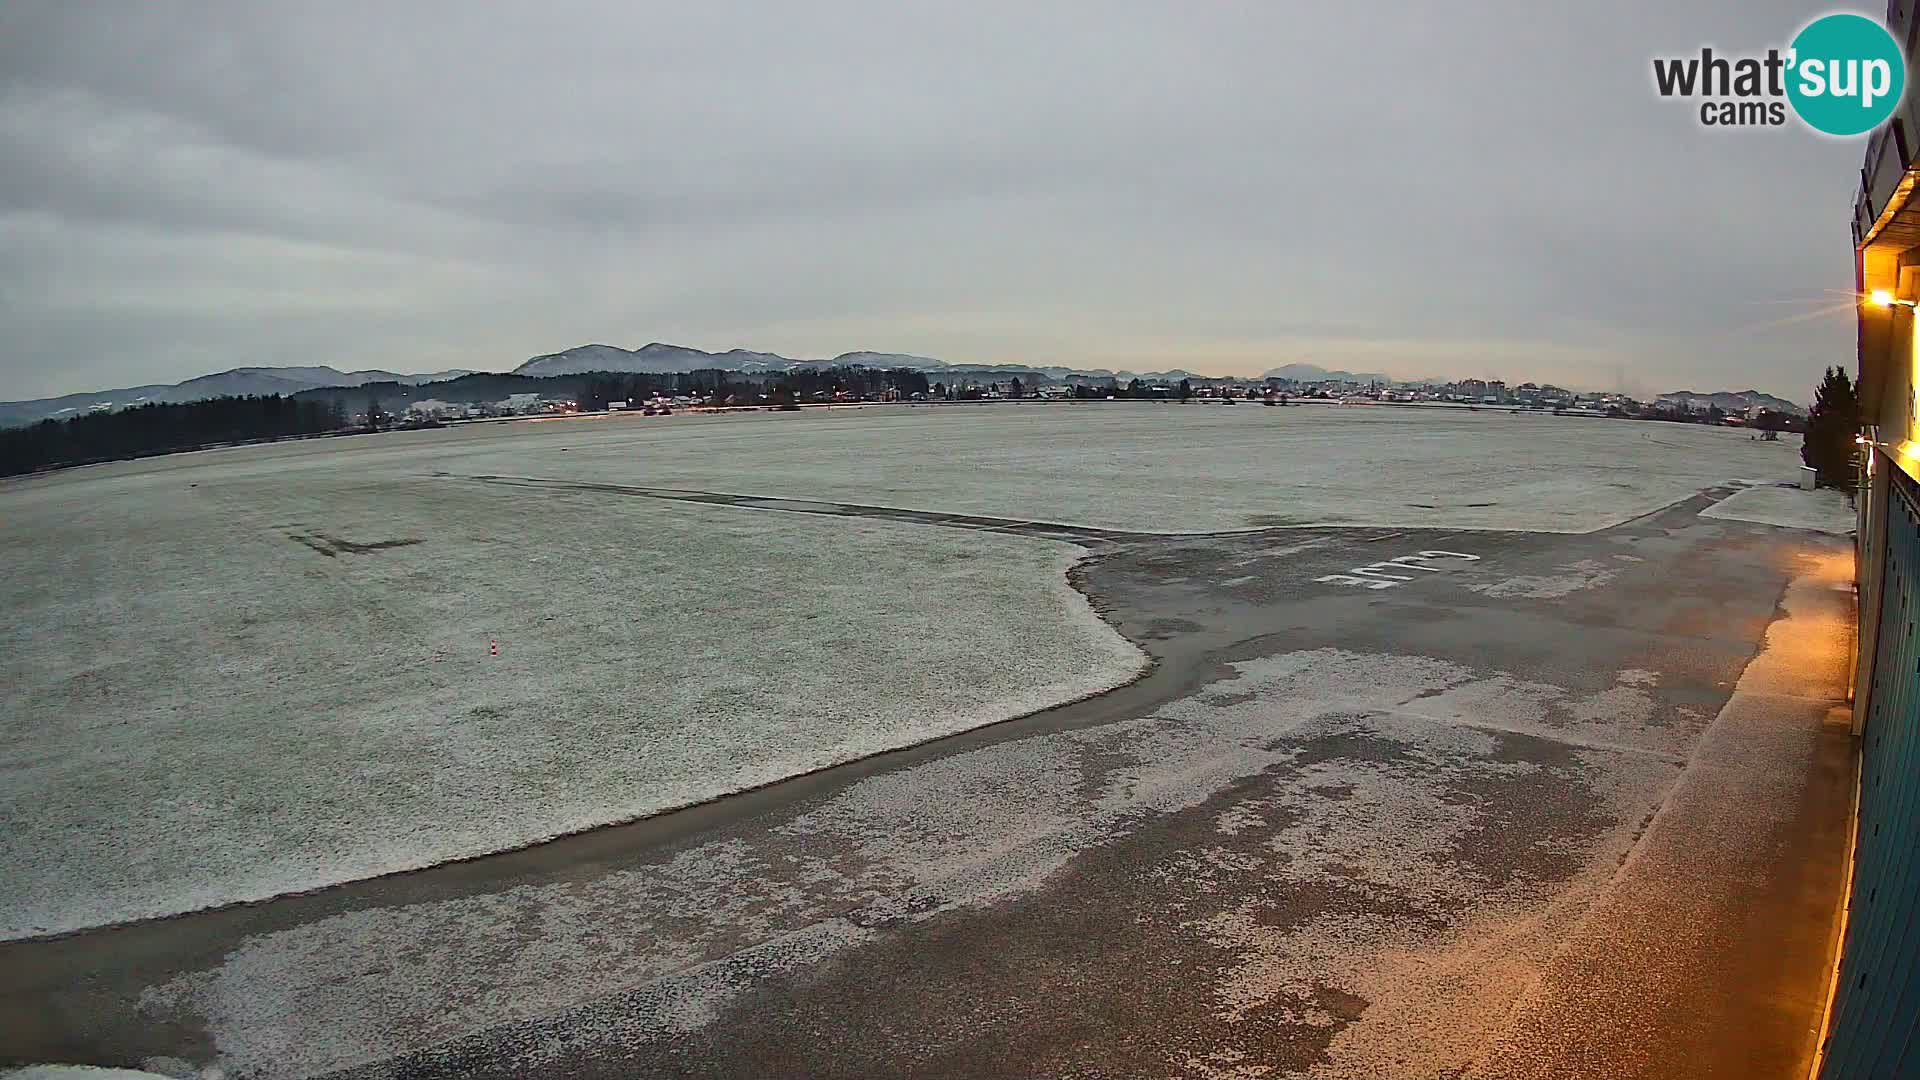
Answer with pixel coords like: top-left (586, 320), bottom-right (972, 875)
top-left (1655, 389), bottom-right (1802, 415)
top-left (0, 366), bottom-right (473, 429)
top-left (513, 343), bottom-right (1220, 384)
top-left (512, 343), bottom-right (943, 377)
top-left (0, 343), bottom-right (1801, 427)
top-left (1261, 363), bottom-right (1388, 384)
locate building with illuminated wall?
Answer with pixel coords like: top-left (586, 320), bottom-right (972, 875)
top-left (1833, 9), bottom-right (1920, 1071)
top-left (1851, 132), bottom-right (1918, 718)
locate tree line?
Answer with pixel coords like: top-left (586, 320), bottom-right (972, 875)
top-left (575, 366), bottom-right (934, 410)
top-left (0, 395), bottom-right (349, 477)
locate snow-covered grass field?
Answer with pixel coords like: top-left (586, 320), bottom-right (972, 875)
top-left (18, 402), bottom-right (1798, 533)
top-left (0, 403), bottom-right (1802, 939)
top-left (0, 469), bottom-right (1142, 940)
top-left (587, 404), bottom-right (1784, 532)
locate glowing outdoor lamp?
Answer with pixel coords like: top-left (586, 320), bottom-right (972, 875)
top-left (1868, 288), bottom-right (1918, 308)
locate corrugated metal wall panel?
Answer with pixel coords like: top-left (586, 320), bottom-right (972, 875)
top-left (1823, 465), bottom-right (1920, 1079)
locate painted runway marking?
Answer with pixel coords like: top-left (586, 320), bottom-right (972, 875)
top-left (1316, 550), bottom-right (1480, 590)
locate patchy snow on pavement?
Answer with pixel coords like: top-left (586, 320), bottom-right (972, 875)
top-left (1466, 558), bottom-right (1621, 599)
top-left (139, 648), bottom-right (1684, 1080)
top-left (1465, 538), bottom-right (1855, 1080)
top-left (1701, 484), bottom-right (1857, 534)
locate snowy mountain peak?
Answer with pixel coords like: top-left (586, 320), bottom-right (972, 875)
top-left (1656, 389), bottom-right (1803, 415)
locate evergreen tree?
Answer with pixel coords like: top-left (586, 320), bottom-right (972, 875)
top-left (1802, 366), bottom-right (1861, 487)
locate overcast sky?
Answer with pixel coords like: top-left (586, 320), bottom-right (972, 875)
top-left (0, 1), bottom-right (1866, 401)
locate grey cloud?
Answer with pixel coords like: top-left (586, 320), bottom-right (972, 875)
top-left (0, 0), bottom-right (1864, 400)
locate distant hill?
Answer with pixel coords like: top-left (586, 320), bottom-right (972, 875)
top-left (514, 343), bottom-right (965, 377)
top-left (291, 372), bottom-right (590, 412)
top-left (1261, 363), bottom-right (1387, 384)
top-left (513, 343), bottom-right (805, 377)
top-left (935, 365), bottom-right (1204, 385)
top-left (1656, 389), bottom-right (1803, 415)
top-left (0, 366), bottom-right (473, 428)
top-left (830, 351), bottom-right (948, 370)
top-left (512, 344), bottom-right (1230, 388)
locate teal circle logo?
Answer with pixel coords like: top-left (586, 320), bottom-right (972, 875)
top-left (1786, 13), bottom-right (1907, 136)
